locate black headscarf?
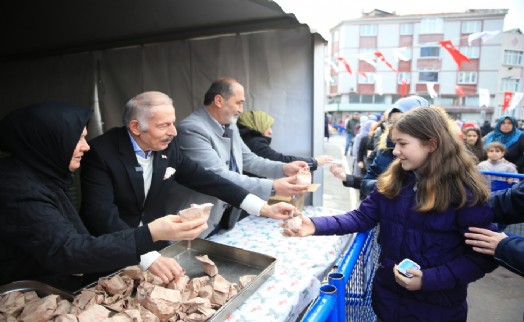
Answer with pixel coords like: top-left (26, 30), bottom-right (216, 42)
top-left (0, 102), bottom-right (91, 189)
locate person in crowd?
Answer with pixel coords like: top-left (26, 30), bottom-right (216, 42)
top-left (480, 120), bottom-right (493, 137)
top-left (174, 77), bottom-right (309, 237)
top-left (463, 126), bottom-right (486, 164)
top-left (80, 91), bottom-right (297, 277)
top-left (0, 102), bottom-right (210, 291)
top-left (283, 106), bottom-right (498, 321)
top-left (465, 180), bottom-right (524, 277)
top-left (483, 116), bottom-right (524, 173)
top-left (344, 112), bottom-right (360, 156)
top-left (360, 96), bottom-right (430, 197)
top-left (329, 96), bottom-right (430, 194)
top-left (351, 118), bottom-right (376, 178)
top-left (477, 142), bottom-right (519, 185)
top-left (237, 110), bottom-right (333, 176)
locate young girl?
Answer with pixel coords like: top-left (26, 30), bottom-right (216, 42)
top-left (463, 126), bottom-right (486, 163)
top-left (283, 107), bottom-right (498, 322)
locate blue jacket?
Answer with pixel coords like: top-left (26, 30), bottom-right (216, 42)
top-left (312, 172), bottom-right (498, 322)
top-left (489, 181), bottom-right (524, 276)
top-left (360, 143), bottom-right (395, 196)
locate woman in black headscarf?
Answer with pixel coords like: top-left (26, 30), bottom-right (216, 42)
top-left (0, 102), bottom-right (207, 292)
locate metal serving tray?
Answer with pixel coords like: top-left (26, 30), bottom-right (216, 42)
top-left (161, 238), bottom-right (276, 321)
top-left (0, 280), bottom-right (74, 301)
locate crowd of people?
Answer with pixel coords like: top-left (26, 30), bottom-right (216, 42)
top-left (0, 82), bottom-right (522, 321)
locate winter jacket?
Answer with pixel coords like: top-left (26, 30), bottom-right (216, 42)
top-left (489, 181), bottom-right (524, 276)
top-left (360, 138), bottom-right (396, 196)
top-left (311, 172), bottom-right (498, 322)
top-left (0, 103), bottom-right (155, 292)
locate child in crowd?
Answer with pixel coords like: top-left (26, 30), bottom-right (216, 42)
top-left (463, 126), bottom-right (486, 164)
top-left (283, 106), bottom-right (497, 322)
top-left (477, 142), bottom-right (519, 185)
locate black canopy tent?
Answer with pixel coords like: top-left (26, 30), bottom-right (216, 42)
top-left (0, 0), bottom-right (327, 206)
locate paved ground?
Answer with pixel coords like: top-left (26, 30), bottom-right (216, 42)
top-left (321, 134), bottom-right (524, 322)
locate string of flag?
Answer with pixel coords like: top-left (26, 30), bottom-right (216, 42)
top-left (326, 30), bottom-right (523, 110)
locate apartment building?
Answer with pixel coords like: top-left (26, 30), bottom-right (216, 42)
top-left (326, 9), bottom-right (524, 123)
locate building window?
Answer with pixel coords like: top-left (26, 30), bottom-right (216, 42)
top-left (420, 46), bottom-right (440, 58)
top-left (458, 72), bottom-right (477, 84)
top-left (504, 50), bottom-right (523, 65)
top-left (460, 46), bottom-right (480, 59)
top-left (461, 21), bottom-right (481, 34)
top-left (420, 18), bottom-right (443, 34)
top-left (419, 70), bottom-right (439, 82)
top-left (347, 94), bottom-right (385, 104)
top-left (400, 23), bottom-right (413, 35)
top-left (360, 24), bottom-right (377, 36)
top-left (501, 78), bottom-right (521, 92)
top-left (349, 93), bottom-right (360, 103)
top-left (397, 72), bottom-right (411, 84)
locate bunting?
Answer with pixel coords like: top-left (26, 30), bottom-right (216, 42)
top-left (478, 88), bottom-right (490, 107)
top-left (325, 58), bottom-right (340, 72)
top-left (427, 82), bottom-right (438, 99)
top-left (467, 31), bottom-right (500, 46)
top-left (337, 57), bottom-right (352, 74)
top-left (375, 74), bottom-right (383, 95)
top-left (439, 40), bottom-right (470, 68)
top-left (455, 85), bottom-right (464, 97)
top-left (393, 47), bottom-right (410, 62)
top-left (375, 51), bottom-right (398, 72)
top-left (508, 92), bottom-right (524, 112)
top-left (357, 53), bottom-right (377, 67)
top-left (401, 79), bottom-right (408, 97)
top-left (502, 92), bottom-right (513, 112)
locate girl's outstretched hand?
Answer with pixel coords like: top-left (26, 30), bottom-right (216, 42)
top-left (280, 214), bottom-right (316, 237)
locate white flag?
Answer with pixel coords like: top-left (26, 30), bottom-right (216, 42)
top-left (508, 92), bottom-right (524, 111)
top-left (479, 88), bottom-right (490, 107)
top-left (324, 68), bottom-right (334, 84)
top-left (468, 31), bottom-right (500, 46)
top-left (427, 82), bottom-right (438, 98)
top-left (356, 53), bottom-right (377, 67)
top-left (392, 47), bottom-right (409, 62)
top-left (325, 58), bottom-right (340, 73)
top-left (374, 74), bottom-right (383, 95)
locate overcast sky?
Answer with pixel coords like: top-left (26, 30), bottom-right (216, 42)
top-left (276, 0), bottom-right (524, 39)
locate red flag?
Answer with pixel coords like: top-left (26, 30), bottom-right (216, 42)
top-left (336, 57), bottom-right (352, 74)
top-left (440, 40), bottom-right (470, 68)
top-left (455, 85), bottom-right (464, 97)
top-left (401, 79), bottom-right (408, 97)
top-left (374, 51), bottom-right (398, 72)
top-left (502, 92), bottom-right (513, 112)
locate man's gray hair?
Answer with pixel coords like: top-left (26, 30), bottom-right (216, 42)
top-left (123, 91), bottom-right (173, 131)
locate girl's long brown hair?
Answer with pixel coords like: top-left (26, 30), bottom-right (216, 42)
top-left (377, 106), bottom-right (489, 212)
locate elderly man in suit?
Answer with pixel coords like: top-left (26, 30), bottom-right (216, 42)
top-left (80, 91), bottom-right (296, 283)
top-left (174, 77), bottom-right (309, 237)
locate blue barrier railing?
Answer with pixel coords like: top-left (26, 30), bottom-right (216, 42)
top-left (480, 171), bottom-right (524, 236)
top-left (301, 229), bottom-right (379, 322)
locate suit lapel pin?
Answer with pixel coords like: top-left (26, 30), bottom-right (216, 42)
top-left (161, 154), bottom-right (167, 159)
